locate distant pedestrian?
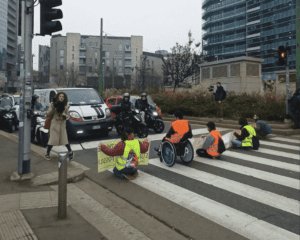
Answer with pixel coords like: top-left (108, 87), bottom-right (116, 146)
top-left (253, 115), bottom-right (272, 138)
top-left (44, 92), bottom-right (73, 160)
top-left (232, 118), bottom-right (259, 150)
top-left (288, 88), bottom-right (300, 129)
top-left (196, 121), bottom-right (224, 159)
top-left (214, 82), bottom-right (226, 118)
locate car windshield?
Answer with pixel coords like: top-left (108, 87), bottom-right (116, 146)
top-left (0, 96), bottom-right (13, 108)
top-left (62, 89), bottom-right (104, 105)
top-left (13, 96), bottom-right (20, 105)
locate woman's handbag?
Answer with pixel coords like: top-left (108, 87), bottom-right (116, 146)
top-left (44, 117), bottom-right (51, 129)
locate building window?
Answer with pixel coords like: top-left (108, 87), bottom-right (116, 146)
top-left (60, 50), bottom-right (64, 57)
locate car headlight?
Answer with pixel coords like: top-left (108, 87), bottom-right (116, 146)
top-left (69, 111), bottom-right (82, 121)
top-left (152, 111), bottom-right (158, 117)
top-left (4, 113), bottom-right (13, 119)
top-left (105, 108), bottom-right (111, 117)
top-left (135, 109), bottom-right (140, 114)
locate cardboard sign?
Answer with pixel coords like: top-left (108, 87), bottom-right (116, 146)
top-left (97, 139), bottom-right (150, 173)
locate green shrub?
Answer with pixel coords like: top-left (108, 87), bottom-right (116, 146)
top-left (152, 91), bottom-right (285, 121)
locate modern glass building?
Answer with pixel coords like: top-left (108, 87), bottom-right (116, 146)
top-left (0, 0), bottom-right (19, 91)
top-left (202, 0), bottom-right (296, 81)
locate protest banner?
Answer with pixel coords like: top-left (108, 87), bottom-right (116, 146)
top-left (97, 139), bottom-right (150, 173)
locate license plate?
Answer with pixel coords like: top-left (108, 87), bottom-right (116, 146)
top-left (92, 125), bottom-right (101, 130)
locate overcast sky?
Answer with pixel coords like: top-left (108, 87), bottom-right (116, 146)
top-left (33, 0), bottom-right (203, 69)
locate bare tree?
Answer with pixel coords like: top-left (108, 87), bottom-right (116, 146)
top-left (162, 31), bottom-right (201, 92)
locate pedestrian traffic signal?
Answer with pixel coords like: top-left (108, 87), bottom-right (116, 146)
top-left (277, 46), bottom-right (287, 66)
top-left (40, 0), bottom-right (63, 36)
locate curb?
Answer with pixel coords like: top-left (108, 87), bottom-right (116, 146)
top-left (0, 130), bottom-right (86, 186)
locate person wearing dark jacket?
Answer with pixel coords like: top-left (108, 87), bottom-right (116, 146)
top-left (288, 88), bottom-right (300, 129)
top-left (232, 118), bottom-right (259, 150)
top-left (214, 82), bottom-right (226, 118)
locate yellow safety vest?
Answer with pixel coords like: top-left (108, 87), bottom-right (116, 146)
top-left (242, 125), bottom-right (256, 147)
top-left (115, 139), bottom-right (141, 171)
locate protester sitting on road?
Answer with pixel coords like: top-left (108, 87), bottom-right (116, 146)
top-left (99, 128), bottom-right (149, 180)
top-left (163, 110), bottom-right (192, 144)
top-left (232, 118), bottom-right (259, 150)
top-left (155, 110), bottom-right (192, 157)
top-left (253, 115), bottom-right (272, 138)
top-left (196, 121), bottom-right (224, 159)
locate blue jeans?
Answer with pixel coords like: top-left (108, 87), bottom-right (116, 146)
top-left (231, 139), bottom-right (242, 148)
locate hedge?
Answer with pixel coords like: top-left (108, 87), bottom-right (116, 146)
top-left (152, 91), bottom-right (286, 121)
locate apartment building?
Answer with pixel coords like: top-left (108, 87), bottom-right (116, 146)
top-left (202, 0), bottom-right (297, 82)
top-left (0, 0), bottom-right (19, 91)
top-left (49, 33), bottom-right (143, 89)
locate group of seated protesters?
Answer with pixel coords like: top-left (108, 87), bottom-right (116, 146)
top-left (100, 110), bottom-right (269, 180)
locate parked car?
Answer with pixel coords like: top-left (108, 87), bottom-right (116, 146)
top-left (34, 88), bottom-right (113, 139)
top-left (0, 94), bottom-right (19, 133)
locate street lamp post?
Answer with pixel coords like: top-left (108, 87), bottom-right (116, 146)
top-left (99, 18), bottom-right (104, 96)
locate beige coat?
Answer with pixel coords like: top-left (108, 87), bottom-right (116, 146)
top-left (47, 103), bottom-right (69, 146)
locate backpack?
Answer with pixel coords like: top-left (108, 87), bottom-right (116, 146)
top-left (218, 138), bottom-right (226, 154)
top-left (252, 136), bottom-right (260, 150)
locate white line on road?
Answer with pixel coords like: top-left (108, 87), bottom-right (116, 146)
top-left (149, 158), bottom-right (300, 215)
top-left (223, 151), bottom-right (300, 172)
top-left (129, 171), bottom-right (299, 240)
top-left (194, 157), bottom-right (300, 189)
top-left (271, 137), bottom-right (300, 144)
top-left (257, 148), bottom-right (300, 160)
top-left (260, 140), bottom-right (300, 151)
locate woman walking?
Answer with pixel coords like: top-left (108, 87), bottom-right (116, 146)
top-left (45, 92), bottom-right (73, 160)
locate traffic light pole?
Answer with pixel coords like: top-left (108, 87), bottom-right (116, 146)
top-left (285, 59), bottom-right (290, 116)
top-left (99, 18), bottom-right (104, 96)
top-left (18, 0), bottom-right (33, 176)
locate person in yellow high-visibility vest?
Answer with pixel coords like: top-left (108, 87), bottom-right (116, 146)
top-left (232, 118), bottom-right (259, 150)
top-left (100, 128), bottom-right (149, 179)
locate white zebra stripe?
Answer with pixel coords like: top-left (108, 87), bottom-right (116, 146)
top-left (194, 157), bottom-right (300, 189)
top-left (149, 158), bottom-right (300, 215)
top-left (129, 171), bottom-right (299, 240)
top-left (223, 150), bottom-right (300, 172)
top-left (260, 140), bottom-right (300, 151)
top-left (270, 137), bottom-right (300, 144)
top-left (257, 148), bottom-right (300, 160)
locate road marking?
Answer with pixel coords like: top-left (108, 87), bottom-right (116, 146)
top-left (194, 157), bottom-right (300, 189)
top-left (260, 140), bottom-right (300, 151)
top-left (149, 158), bottom-right (300, 215)
top-left (128, 171), bottom-right (299, 240)
top-left (223, 151), bottom-right (300, 172)
top-left (271, 137), bottom-right (300, 144)
top-left (257, 148), bottom-right (300, 160)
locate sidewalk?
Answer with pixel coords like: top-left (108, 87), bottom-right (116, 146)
top-left (0, 131), bottom-right (187, 240)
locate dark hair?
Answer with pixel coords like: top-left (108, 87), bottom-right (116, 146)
top-left (121, 128), bottom-right (134, 141)
top-left (53, 92), bottom-right (68, 114)
top-left (238, 118), bottom-right (248, 126)
top-left (217, 82), bottom-right (221, 85)
top-left (174, 110), bottom-right (183, 119)
top-left (206, 121), bottom-right (216, 131)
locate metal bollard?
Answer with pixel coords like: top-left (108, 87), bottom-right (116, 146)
top-left (58, 152), bottom-right (68, 219)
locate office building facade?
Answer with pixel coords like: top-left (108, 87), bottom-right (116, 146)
top-left (49, 33), bottom-right (143, 89)
top-left (0, 0), bottom-right (19, 91)
top-left (202, 0), bottom-right (296, 81)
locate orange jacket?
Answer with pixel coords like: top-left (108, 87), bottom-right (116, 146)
top-left (166, 120), bottom-right (190, 143)
top-left (206, 130), bottom-right (222, 157)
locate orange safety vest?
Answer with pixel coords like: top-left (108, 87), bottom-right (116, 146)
top-left (166, 120), bottom-right (189, 143)
top-left (206, 130), bottom-right (222, 157)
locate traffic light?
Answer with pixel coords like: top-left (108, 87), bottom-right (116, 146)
top-left (40, 0), bottom-right (63, 36)
top-left (277, 46), bottom-right (287, 66)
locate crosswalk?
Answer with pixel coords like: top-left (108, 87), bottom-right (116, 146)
top-left (72, 127), bottom-right (300, 240)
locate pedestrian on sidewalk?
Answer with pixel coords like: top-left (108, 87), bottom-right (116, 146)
top-left (288, 88), bottom-right (300, 129)
top-left (99, 128), bottom-right (149, 180)
top-left (196, 121), bottom-right (225, 159)
top-left (214, 82), bottom-right (226, 119)
top-left (232, 118), bottom-right (259, 150)
top-left (252, 115), bottom-right (272, 138)
top-left (44, 92), bottom-right (73, 160)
